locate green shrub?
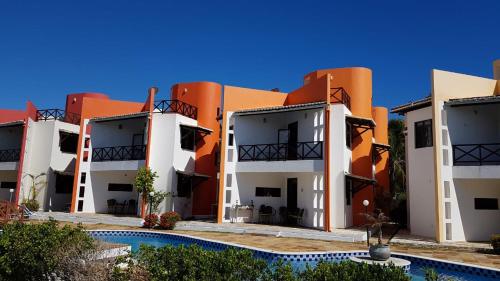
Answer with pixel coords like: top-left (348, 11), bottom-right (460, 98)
top-left (126, 244), bottom-right (413, 281)
top-left (159, 211), bottom-right (181, 230)
top-left (22, 199), bottom-right (40, 211)
top-left (143, 214), bottom-right (158, 228)
top-left (0, 220), bottom-right (95, 281)
top-left (491, 234), bottom-right (500, 254)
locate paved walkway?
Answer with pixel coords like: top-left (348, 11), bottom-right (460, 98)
top-left (38, 212), bottom-right (367, 242)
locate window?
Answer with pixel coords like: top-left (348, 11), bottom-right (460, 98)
top-left (108, 183), bottom-right (133, 192)
top-left (415, 119), bottom-right (433, 148)
top-left (59, 131), bottom-right (79, 153)
top-left (346, 123), bottom-right (352, 149)
top-left (345, 178), bottom-right (352, 206)
top-left (228, 133), bottom-right (234, 146)
top-left (79, 186), bottom-right (85, 197)
top-left (180, 126), bottom-right (195, 150)
top-left (255, 187), bottom-right (281, 197)
top-left (226, 174), bottom-right (232, 187)
top-left (80, 172), bottom-right (86, 184)
top-left (77, 200), bottom-right (84, 212)
top-left (474, 198), bottom-right (498, 210)
top-left (177, 174), bottom-right (191, 198)
top-left (55, 174), bottom-right (73, 194)
top-left (0, 182), bottom-right (16, 189)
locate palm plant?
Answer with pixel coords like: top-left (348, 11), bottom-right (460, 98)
top-left (389, 119), bottom-right (406, 195)
top-left (22, 173), bottom-right (47, 211)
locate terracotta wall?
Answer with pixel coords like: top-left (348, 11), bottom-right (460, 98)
top-left (171, 82), bottom-right (222, 216)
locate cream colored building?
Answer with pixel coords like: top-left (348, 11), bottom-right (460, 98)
top-left (392, 60), bottom-right (500, 242)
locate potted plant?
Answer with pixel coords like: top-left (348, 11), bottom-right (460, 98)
top-left (362, 210), bottom-right (398, 261)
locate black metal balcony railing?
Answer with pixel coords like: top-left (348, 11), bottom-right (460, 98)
top-left (330, 87), bottom-right (351, 110)
top-left (238, 141), bottom-right (323, 161)
top-left (0, 149), bottom-right (21, 162)
top-left (36, 109), bottom-right (81, 125)
top-left (453, 143), bottom-right (500, 166)
top-left (92, 145), bottom-right (147, 162)
top-left (153, 100), bottom-right (198, 120)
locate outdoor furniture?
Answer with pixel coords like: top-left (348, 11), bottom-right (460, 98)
top-left (107, 199), bottom-right (117, 214)
top-left (127, 199), bottom-right (137, 215)
top-left (230, 203), bottom-right (254, 223)
top-left (288, 208), bottom-right (304, 226)
top-left (278, 206), bottom-right (288, 225)
top-left (258, 205), bottom-right (275, 224)
top-left (115, 200), bottom-right (127, 214)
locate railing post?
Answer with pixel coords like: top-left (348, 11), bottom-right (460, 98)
top-left (479, 145), bottom-right (482, 166)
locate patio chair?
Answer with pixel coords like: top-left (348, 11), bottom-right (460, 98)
top-left (127, 199), bottom-right (137, 215)
top-left (288, 208), bottom-right (304, 226)
top-left (278, 206), bottom-right (288, 225)
top-left (258, 205), bottom-right (275, 224)
top-left (107, 199), bottom-right (117, 214)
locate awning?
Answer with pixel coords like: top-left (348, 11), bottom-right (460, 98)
top-left (180, 124), bottom-right (212, 143)
top-left (90, 112), bottom-right (148, 123)
top-left (372, 143), bottom-right (390, 162)
top-left (346, 115), bottom-right (376, 128)
top-left (446, 95), bottom-right (500, 107)
top-left (0, 120), bottom-right (24, 128)
top-left (345, 173), bottom-right (376, 195)
top-left (176, 170), bottom-right (210, 188)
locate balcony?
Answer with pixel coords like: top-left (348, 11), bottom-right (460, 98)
top-left (36, 109), bottom-right (81, 125)
top-left (153, 100), bottom-right (197, 120)
top-left (238, 141), bottom-right (323, 162)
top-left (0, 149), bottom-right (20, 162)
top-left (92, 145), bottom-right (147, 162)
top-left (330, 87), bottom-right (351, 110)
top-left (452, 143), bottom-right (500, 166)
top-left (452, 143), bottom-right (500, 179)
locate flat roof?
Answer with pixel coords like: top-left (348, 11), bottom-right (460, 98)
top-left (234, 102), bottom-right (326, 116)
top-left (90, 112), bottom-right (148, 123)
top-left (446, 95), bottom-right (500, 107)
top-left (391, 96), bottom-right (431, 114)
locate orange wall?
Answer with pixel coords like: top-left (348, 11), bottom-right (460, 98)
top-left (171, 82), bottom-right (222, 216)
top-left (65, 93), bottom-right (109, 116)
top-left (372, 107), bottom-right (390, 213)
top-left (0, 109), bottom-right (26, 123)
top-left (285, 74), bottom-right (328, 105)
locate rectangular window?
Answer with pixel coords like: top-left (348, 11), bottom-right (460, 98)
top-left (59, 131), bottom-right (79, 154)
top-left (84, 137), bottom-right (90, 148)
top-left (80, 172), bottom-right (86, 184)
top-left (446, 223), bottom-right (452, 240)
top-left (255, 187), bottom-right (281, 197)
top-left (226, 174), bottom-right (232, 187)
top-left (55, 174), bottom-right (74, 194)
top-left (346, 123), bottom-right (352, 149)
top-left (177, 174), bottom-right (191, 198)
top-left (345, 178), bottom-right (352, 206)
top-left (108, 183), bottom-right (133, 192)
top-left (444, 181), bottom-right (450, 198)
top-left (225, 190), bottom-right (231, 204)
top-left (474, 198), bottom-right (498, 210)
top-left (0, 182), bottom-right (16, 189)
top-left (415, 119), bottom-right (433, 148)
top-left (228, 133), bottom-right (234, 146)
top-left (79, 186), bottom-right (85, 198)
top-left (180, 126), bottom-right (195, 151)
top-left (445, 202), bottom-right (451, 219)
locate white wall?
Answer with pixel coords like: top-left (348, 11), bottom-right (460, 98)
top-left (0, 125), bottom-right (23, 150)
top-left (446, 104), bottom-right (500, 145)
top-left (329, 104), bottom-right (352, 228)
top-left (406, 106), bottom-right (437, 237)
top-left (83, 171), bottom-right (139, 213)
top-left (229, 172), bottom-right (324, 228)
top-left (453, 179), bottom-right (500, 241)
top-left (91, 117), bottom-right (148, 148)
top-left (148, 113), bottom-right (196, 217)
top-left (20, 120), bottom-right (79, 211)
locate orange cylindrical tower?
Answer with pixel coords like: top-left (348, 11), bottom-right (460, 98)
top-left (171, 82), bottom-right (222, 216)
top-left (372, 107), bottom-right (390, 213)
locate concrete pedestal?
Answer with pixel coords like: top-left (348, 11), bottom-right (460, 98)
top-left (349, 256), bottom-right (411, 272)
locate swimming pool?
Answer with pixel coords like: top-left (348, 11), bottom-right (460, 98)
top-left (91, 230), bottom-right (499, 281)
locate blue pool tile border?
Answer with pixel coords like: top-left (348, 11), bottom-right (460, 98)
top-left (89, 230), bottom-right (499, 279)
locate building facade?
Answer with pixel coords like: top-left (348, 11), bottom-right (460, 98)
top-left (217, 67), bottom-right (389, 231)
top-left (392, 60), bottom-right (500, 242)
top-left (1, 67), bottom-right (389, 233)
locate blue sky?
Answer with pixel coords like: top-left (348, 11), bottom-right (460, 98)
top-left (0, 0), bottom-right (499, 114)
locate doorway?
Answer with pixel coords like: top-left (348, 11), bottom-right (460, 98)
top-left (287, 122), bottom-right (298, 160)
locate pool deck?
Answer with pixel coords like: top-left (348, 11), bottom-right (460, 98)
top-left (35, 212), bottom-right (500, 269)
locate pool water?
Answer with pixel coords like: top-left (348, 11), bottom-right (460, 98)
top-left (92, 231), bottom-right (499, 281)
